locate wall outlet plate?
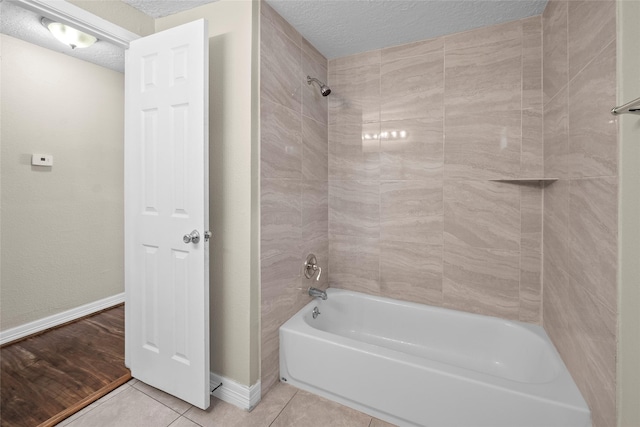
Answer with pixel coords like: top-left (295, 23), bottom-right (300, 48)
top-left (32, 154), bottom-right (53, 167)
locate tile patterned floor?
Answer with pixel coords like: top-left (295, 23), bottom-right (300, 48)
top-left (56, 379), bottom-right (398, 427)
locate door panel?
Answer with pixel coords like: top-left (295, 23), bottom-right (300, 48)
top-left (125, 19), bottom-right (209, 410)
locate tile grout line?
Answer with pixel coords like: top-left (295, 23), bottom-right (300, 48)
top-left (173, 415), bottom-right (205, 427)
top-left (519, 23), bottom-right (524, 321)
top-left (59, 384), bottom-right (134, 427)
top-left (377, 52), bottom-right (382, 296)
top-left (268, 388), bottom-right (300, 426)
top-left (131, 381), bottom-right (191, 416)
top-left (441, 34), bottom-right (447, 307)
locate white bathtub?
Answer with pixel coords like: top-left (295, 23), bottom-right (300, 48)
top-left (279, 288), bottom-right (590, 427)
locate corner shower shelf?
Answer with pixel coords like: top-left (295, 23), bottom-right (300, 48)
top-left (489, 178), bottom-right (558, 187)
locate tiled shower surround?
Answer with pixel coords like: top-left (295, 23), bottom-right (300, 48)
top-left (542, 0), bottom-right (618, 426)
top-left (260, 1), bottom-right (618, 425)
top-left (260, 2), bottom-right (329, 395)
top-left (327, 17), bottom-right (544, 323)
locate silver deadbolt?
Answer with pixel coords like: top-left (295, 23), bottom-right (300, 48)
top-left (183, 230), bottom-right (200, 244)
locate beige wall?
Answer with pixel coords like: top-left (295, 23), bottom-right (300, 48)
top-left (156, 0), bottom-right (260, 387)
top-left (259, 1), bottom-right (329, 394)
top-left (69, 0), bottom-right (154, 36)
top-left (326, 18), bottom-right (544, 323)
top-left (0, 34), bottom-right (124, 330)
top-left (617, 0), bottom-right (640, 425)
top-left (541, 1), bottom-right (618, 426)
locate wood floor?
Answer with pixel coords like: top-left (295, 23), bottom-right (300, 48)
top-left (0, 305), bottom-right (130, 427)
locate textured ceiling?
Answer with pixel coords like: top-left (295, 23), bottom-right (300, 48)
top-left (120, 0), bottom-right (218, 19)
top-left (1, 0), bottom-right (548, 73)
top-left (0, 0), bottom-right (220, 73)
top-left (0, 0), bottom-right (125, 72)
top-left (265, 0), bottom-right (548, 59)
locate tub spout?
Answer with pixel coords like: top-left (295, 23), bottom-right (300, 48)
top-left (308, 287), bottom-right (327, 300)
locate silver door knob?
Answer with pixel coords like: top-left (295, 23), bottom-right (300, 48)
top-left (183, 230), bottom-right (200, 244)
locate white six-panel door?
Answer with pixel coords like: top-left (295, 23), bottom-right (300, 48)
top-left (124, 19), bottom-right (210, 410)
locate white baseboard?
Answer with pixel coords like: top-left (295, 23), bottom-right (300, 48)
top-left (0, 293), bottom-right (125, 345)
top-left (210, 372), bottom-right (261, 411)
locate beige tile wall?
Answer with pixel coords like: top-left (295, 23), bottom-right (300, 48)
top-left (261, 6), bottom-right (618, 425)
top-left (260, 2), bottom-right (329, 395)
top-left (541, 1), bottom-right (618, 426)
top-left (328, 17), bottom-right (544, 323)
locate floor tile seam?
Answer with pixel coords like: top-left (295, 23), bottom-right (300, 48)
top-left (180, 407), bottom-right (200, 425)
top-left (57, 406), bottom-right (95, 427)
top-left (131, 382), bottom-right (191, 415)
top-left (126, 386), bottom-right (182, 425)
top-left (97, 382), bottom-right (134, 402)
top-left (170, 415), bottom-right (205, 427)
top-left (59, 384), bottom-right (133, 426)
top-left (268, 387), bottom-right (300, 426)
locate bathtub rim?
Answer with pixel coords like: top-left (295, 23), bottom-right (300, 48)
top-left (280, 287), bottom-right (590, 413)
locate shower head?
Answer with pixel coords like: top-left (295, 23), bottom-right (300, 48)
top-left (307, 76), bottom-right (331, 96)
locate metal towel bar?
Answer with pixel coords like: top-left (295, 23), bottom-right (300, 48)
top-left (611, 96), bottom-right (640, 115)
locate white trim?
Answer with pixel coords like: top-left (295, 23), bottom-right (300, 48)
top-left (15, 0), bottom-right (139, 48)
top-left (0, 293), bottom-right (125, 345)
top-left (210, 372), bottom-right (261, 411)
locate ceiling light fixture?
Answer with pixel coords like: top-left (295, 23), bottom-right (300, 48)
top-left (41, 17), bottom-right (97, 50)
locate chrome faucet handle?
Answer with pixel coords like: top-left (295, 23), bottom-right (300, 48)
top-left (304, 254), bottom-right (321, 280)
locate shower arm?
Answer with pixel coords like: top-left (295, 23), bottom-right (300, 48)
top-left (307, 76), bottom-right (322, 86)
